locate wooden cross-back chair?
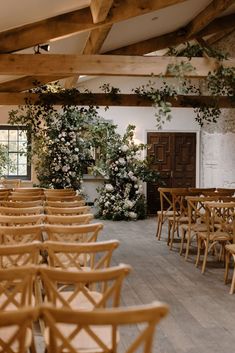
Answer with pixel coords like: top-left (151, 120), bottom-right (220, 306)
top-left (45, 200), bottom-right (86, 208)
top-left (2, 178), bottom-right (21, 188)
top-left (43, 240), bottom-right (120, 271)
top-left (0, 206), bottom-right (43, 215)
top-left (0, 225), bottom-right (43, 245)
top-left (40, 264), bottom-right (131, 310)
top-left (43, 223), bottom-right (103, 243)
top-left (0, 307), bottom-right (37, 353)
top-left (167, 188), bottom-right (190, 249)
top-left (44, 214), bottom-right (94, 226)
top-left (41, 301), bottom-right (168, 353)
top-left (0, 243), bottom-right (41, 269)
top-left (196, 201), bottom-right (235, 274)
top-left (180, 195), bottom-right (224, 260)
top-left (156, 187), bottom-right (175, 240)
top-left (225, 215), bottom-right (235, 294)
top-left (1, 200), bottom-right (44, 208)
top-left (45, 206), bottom-right (90, 215)
top-left (0, 214), bottom-right (44, 226)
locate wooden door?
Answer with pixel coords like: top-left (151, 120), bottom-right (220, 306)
top-left (147, 132), bottom-right (196, 214)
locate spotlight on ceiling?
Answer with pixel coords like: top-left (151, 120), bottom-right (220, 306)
top-left (34, 44), bottom-right (50, 54)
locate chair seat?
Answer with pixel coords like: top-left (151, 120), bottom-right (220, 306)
top-left (157, 210), bottom-right (174, 216)
top-left (198, 231), bottom-right (232, 242)
top-left (45, 324), bottom-right (118, 353)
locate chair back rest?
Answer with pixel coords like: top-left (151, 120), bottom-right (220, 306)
top-left (44, 223), bottom-right (103, 243)
top-left (0, 308), bottom-right (37, 353)
top-left (40, 264), bottom-right (131, 309)
top-left (0, 243), bottom-right (41, 268)
top-left (188, 188), bottom-right (216, 195)
top-left (0, 206), bottom-right (43, 215)
top-left (0, 266), bottom-right (36, 309)
top-left (216, 188), bottom-right (235, 196)
top-left (9, 194), bottom-right (45, 202)
top-left (13, 188), bottom-right (44, 195)
top-left (40, 302), bottom-right (168, 353)
top-left (45, 200), bottom-right (85, 208)
top-left (44, 214), bottom-right (93, 225)
top-left (0, 225), bottom-right (43, 245)
top-left (0, 214), bottom-right (44, 226)
top-left (44, 189), bottom-right (76, 196)
top-left (45, 195), bottom-right (84, 202)
top-left (204, 201), bottom-right (235, 234)
top-left (2, 178), bottom-right (21, 188)
top-left (44, 206), bottom-right (90, 215)
top-left (43, 240), bottom-right (119, 270)
top-left (1, 200), bottom-right (44, 207)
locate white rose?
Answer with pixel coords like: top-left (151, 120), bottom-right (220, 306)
top-left (129, 212), bottom-right (137, 219)
top-left (118, 158), bottom-right (126, 165)
top-left (121, 145), bottom-right (129, 152)
top-left (105, 184), bottom-right (114, 192)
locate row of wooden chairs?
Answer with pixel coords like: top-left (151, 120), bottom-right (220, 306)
top-left (156, 187), bottom-right (235, 294)
top-left (0, 303), bottom-right (168, 353)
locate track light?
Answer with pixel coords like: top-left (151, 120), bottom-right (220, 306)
top-left (34, 44), bottom-right (50, 54)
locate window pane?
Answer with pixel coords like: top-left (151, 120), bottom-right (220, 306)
top-left (9, 153), bottom-right (18, 164)
top-left (9, 130), bottom-right (17, 141)
top-left (9, 166), bottom-right (18, 176)
top-left (19, 142), bottom-right (27, 153)
top-left (9, 142), bottom-right (18, 152)
top-left (0, 127), bottom-right (30, 179)
top-left (19, 131), bottom-right (27, 141)
top-left (19, 154), bottom-right (27, 164)
top-left (18, 164), bottom-right (27, 175)
top-left (0, 130), bottom-right (8, 141)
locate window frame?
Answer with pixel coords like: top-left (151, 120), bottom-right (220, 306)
top-left (0, 125), bottom-right (31, 180)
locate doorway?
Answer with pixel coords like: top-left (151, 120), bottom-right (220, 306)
top-left (147, 132), bottom-right (196, 214)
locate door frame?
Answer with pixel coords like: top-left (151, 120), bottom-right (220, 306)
top-left (142, 129), bottom-right (201, 196)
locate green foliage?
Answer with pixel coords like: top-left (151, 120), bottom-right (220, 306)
top-left (0, 144), bottom-right (11, 177)
top-left (94, 124), bottom-right (160, 221)
top-left (8, 84), bottom-right (98, 190)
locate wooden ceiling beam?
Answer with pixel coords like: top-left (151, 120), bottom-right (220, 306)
top-left (185, 0), bottom-right (235, 38)
top-left (107, 13), bottom-right (235, 55)
top-left (0, 92), bottom-right (233, 107)
top-left (90, 0), bottom-right (114, 23)
top-left (0, 0), bottom-right (185, 53)
top-left (0, 54), bottom-right (233, 77)
top-left (0, 75), bottom-right (70, 93)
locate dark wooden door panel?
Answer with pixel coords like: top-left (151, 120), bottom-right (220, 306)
top-left (147, 132), bottom-right (196, 214)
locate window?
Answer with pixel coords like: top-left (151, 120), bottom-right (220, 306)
top-left (0, 126), bottom-right (31, 179)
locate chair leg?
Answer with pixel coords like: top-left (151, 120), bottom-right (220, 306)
top-left (230, 261), bottom-right (235, 295)
top-left (201, 240), bottom-right (209, 274)
top-left (156, 215), bottom-right (163, 240)
top-left (179, 228), bottom-right (186, 256)
top-left (167, 221), bottom-right (171, 246)
top-left (195, 237), bottom-right (201, 268)
top-left (185, 230), bottom-right (192, 262)
top-left (169, 221), bottom-right (176, 250)
top-left (224, 250), bottom-right (231, 284)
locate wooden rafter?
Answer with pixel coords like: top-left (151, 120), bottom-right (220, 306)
top-left (90, 0), bottom-right (114, 23)
top-left (108, 13), bottom-right (235, 55)
top-left (0, 54), bottom-right (233, 77)
top-left (0, 92), bottom-right (233, 107)
top-left (0, 0), bottom-right (185, 53)
top-left (0, 76), bottom-right (70, 93)
top-left (185, 0), bottom-right (235, 38)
